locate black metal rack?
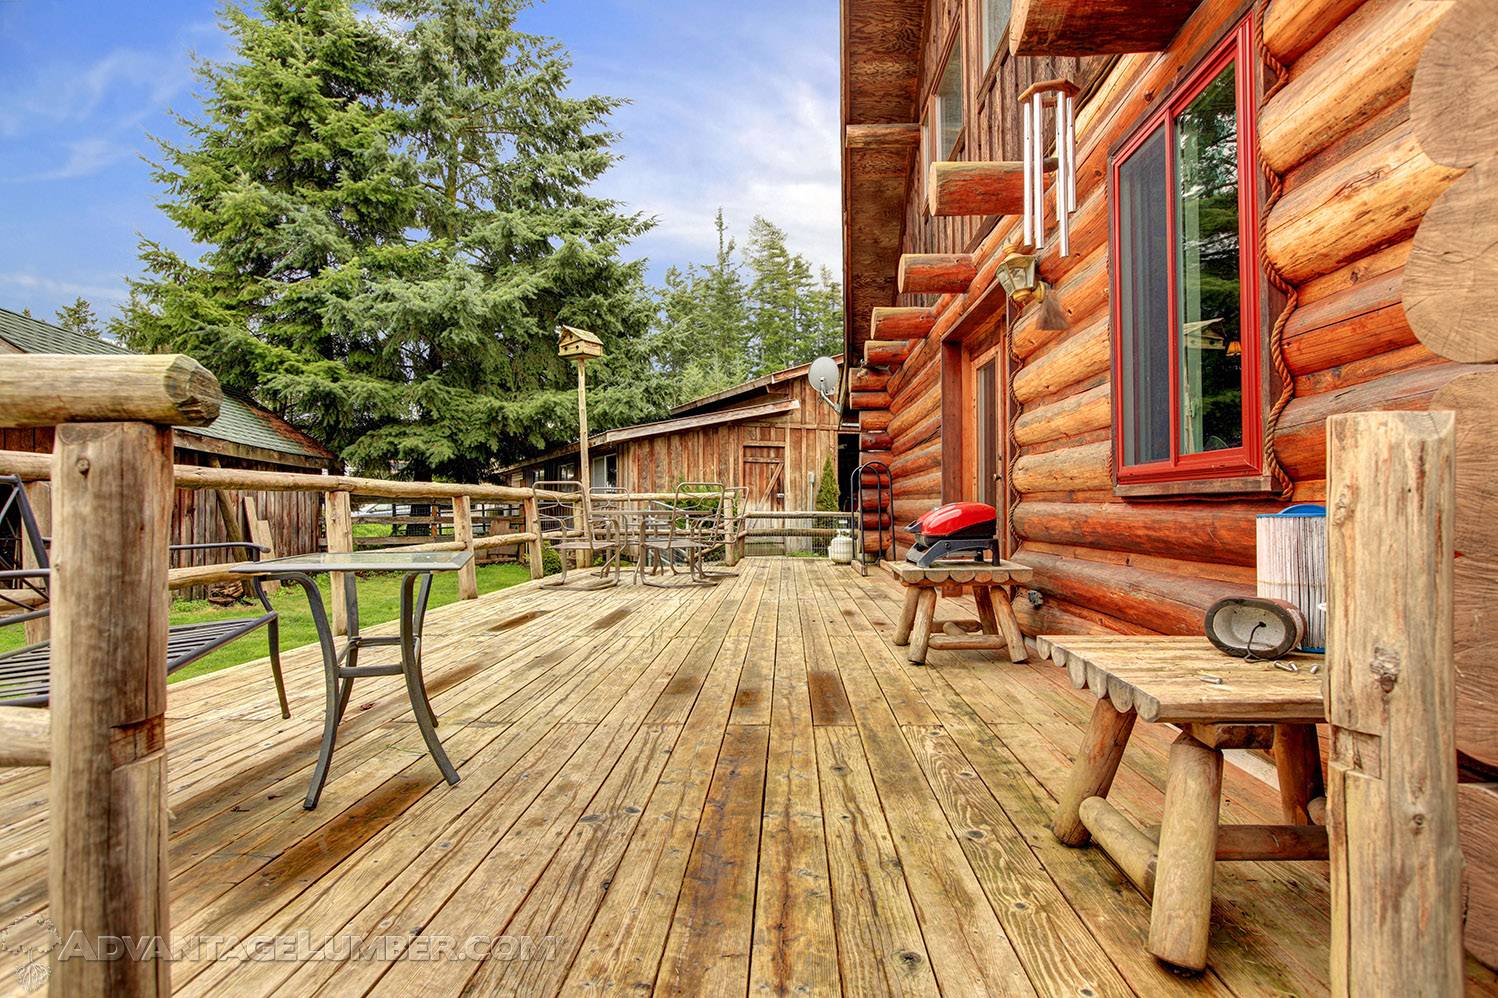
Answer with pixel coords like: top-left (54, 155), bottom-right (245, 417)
top-left (849, 460), bottom-right (894, 573)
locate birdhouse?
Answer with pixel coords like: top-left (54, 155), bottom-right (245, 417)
top-left (558, 325), bottom-right (605, 361)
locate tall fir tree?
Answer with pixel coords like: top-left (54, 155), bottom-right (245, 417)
top-left (54, 297), bottom-right (102, 338)
top-left (116, 0), bottom-right (661, 480)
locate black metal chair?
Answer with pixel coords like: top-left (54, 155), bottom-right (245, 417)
top-left (0, 475), bottom-right (288, 716)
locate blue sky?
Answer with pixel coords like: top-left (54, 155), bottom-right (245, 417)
top-left (0, 0), bottom-right (841, 323)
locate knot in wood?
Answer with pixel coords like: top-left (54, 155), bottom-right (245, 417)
top-left (1369, 645), bottom-right (1401, 693)
top-left (1331, 487), bottom-right (1354, 525)
top-left (74, 457), bottom-right (90, 476)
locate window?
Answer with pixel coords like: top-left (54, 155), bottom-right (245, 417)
top-left (935, 40), bottom-right (964, 159)
top-left (1110, 16), bottom-right (1263, 489)
top-left (984, 0), bottom-right (1012, 69)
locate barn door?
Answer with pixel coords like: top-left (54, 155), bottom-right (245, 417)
top-left (740, 442), bottom-right (785, 512)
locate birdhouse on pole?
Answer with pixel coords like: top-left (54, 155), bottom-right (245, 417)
top-left (558, 324), bottom-right (605, 361)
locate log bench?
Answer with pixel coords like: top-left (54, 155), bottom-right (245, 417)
top-left (1036, 634), bottom-right (1327, 973)
top-left (883, 559), bottom-right (1032, 665)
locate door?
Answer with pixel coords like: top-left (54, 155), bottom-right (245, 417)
top-left (741, 442), bottom-right (785, 512)
top-left (973, 356), bottom-right (1010, 557)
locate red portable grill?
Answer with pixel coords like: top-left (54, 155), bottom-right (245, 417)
top-left (905, 502), bottom-right (1000, 568)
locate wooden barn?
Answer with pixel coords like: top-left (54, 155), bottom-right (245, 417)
top-left (501, 359), bottom-right (851, 514)
top-left (0, 307), bottom-right (337, 581)
top-left (842, 0), bottom-right (1497, 969)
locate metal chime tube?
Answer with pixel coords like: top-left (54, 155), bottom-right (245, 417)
top-left (1065, 94), bottom-right (1077, 213)
top-left (1022, 100), bottom-right (1033, 247)
top-left (1032, 91), bottom-right (1046, 250)
top-left (1055, 92), bottom-right (1069, 257)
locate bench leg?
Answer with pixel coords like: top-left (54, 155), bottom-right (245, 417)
top-left (907, 588), bottom-right (938, 665)
top-left (1148, 733), bottom-right (1224, 972)
top-left (1054, 698), bottom-right (1137, 845)
top-left (894, 586), bottom-right (920, 646)
top-left (1272, 723), bottom-right (1324, 824)
top-left (975, 585), bottom-right (1027, 663)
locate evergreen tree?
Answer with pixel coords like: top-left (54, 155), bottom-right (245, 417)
top-left (116, 0), bottom-right (661, 480)
top-left (54, 298), bottom-right (101, 337)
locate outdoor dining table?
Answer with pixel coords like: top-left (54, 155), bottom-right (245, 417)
top-left (231, 549), bottom-right (472, 809)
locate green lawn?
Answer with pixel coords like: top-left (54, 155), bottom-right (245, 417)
top-left (0, 562), bottom-right (533, 684)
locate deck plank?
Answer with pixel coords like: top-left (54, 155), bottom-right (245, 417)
top-left (0, 559), bottom-right (1404, 996)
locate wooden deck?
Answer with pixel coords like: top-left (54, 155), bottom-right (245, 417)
top-left (0, 558), bottom-right (1384, 995)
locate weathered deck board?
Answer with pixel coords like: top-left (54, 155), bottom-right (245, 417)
top-left (2, 558), bottom-right (1455, 995)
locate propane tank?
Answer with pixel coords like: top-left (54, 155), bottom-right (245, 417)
top-left (829, 528), bottom-right (854, 565)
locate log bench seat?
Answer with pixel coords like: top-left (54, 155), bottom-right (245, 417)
top-left (1036, 634), bottom-right (1327, 973)
top-left (883, 558), bottom-right (1032, 665)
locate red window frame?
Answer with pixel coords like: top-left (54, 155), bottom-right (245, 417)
top-left (1108, 16), bottom-right (1264, 488)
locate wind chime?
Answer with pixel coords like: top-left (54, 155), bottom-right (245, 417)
top-left (1020, 79), bottom-right (1080, 257)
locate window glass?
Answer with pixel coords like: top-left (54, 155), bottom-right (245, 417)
top-left (984, 0), bottom-right (1012, 65)
top-left (937, 42), bottom-right (964, 157)
top-left (1175, 63), bottom-right (1241, 455)
top-left (1118, 127), bottom-right (1171, 467)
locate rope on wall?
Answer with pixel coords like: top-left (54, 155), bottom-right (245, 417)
top-left (1256, 0), bottom-right (1297, 501)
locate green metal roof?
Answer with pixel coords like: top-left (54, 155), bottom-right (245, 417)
top-left (0, 306), bottom-right (334, 462)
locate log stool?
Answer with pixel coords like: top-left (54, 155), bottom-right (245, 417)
top-left (1037, 635), bottom-right (1327, 973)
top-left (883, 559), bottom-right (1032, 665)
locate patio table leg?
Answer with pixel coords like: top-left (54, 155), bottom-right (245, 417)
top-left (1148, 732), bottom-right (1223, 972)
top-left (1054, 697), bottom-right (1137, 845)
top-left (401, 572), bottom-right (459, 786)
top-left (907, 587), bottom-right (938, 664)
top-left (894, 586), bottom-right (921, 645)
top-left (274, 573), bottom-right (345, 811)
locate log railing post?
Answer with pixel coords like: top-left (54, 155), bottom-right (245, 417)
top-left (324, 490), bottom-right (354, 636)
top-left (523, 494), bottom-right (544, 580)
top-left (452, 494), bottom-right (478, 600)
top-left (23, 479), bottom-right (51, 644)
top-left (1325, 410), bottom-right (1463, 996)
top-left (0, 353), bottom-right (223, 997)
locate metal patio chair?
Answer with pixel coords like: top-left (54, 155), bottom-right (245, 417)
top-left (0, 475), bottom-right (289, 716)
top-left (534, 480), bottom-right (623, 589)
top-left (638, 483), bottom-right (737, 587)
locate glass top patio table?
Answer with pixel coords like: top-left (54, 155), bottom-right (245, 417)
top-left (230, 549), bottom-right (472, 575)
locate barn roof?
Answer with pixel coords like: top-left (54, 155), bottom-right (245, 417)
top-left (0, 306), bottom-right (337, 465)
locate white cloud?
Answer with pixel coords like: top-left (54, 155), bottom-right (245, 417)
top-left (574, 13), bottom-right (842, 279)
top-left (0, 272), bottom-right (128, 310)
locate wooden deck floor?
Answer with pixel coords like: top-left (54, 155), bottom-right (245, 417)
top-left (0, 558), bottom-right (1358, 995)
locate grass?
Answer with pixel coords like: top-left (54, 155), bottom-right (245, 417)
top-left (0, 562), bottom-right (533, 684)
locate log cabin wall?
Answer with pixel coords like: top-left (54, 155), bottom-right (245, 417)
top-left (849, 0), bottom-right (1496, 966)
top-left (618, 378), bottom-right (843, 511)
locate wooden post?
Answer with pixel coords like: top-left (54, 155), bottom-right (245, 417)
top-left (1053, 698), bottom-right (1137, 845)
top-left (242, 496), bottom-right (279, 596)
top-left (22, 479), bottom-right (50, 644)
top-left (523, 495), bottom-right (544, 580)
top-left (0, 353), bottom-right (225, 997)
top-left (325, 490), bottom-right (353, 636)
top-left (1148, 733), bottom-right (1224, 971)
top-left (452, 494), bottom-right (478, 600)
top-left (1325, 410), bottom-right (1463, 996)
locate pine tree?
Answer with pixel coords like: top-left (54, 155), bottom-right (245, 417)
top-left (54, 298), bottom-right (101, 337)
top-left (115, 0), bottom-right (662, 481)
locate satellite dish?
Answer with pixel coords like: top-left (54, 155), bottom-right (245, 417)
top-left (808, 356), bottom-right (839, 402)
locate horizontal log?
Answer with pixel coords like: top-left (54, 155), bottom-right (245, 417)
top-left (741, 510), bottom-right (852, 520)
top-left (1263, 0), bottom-right (1366, 63)
top-left (850, 390), bottom-right (891, 411)
top-left (1282, 266), bottom-right (1406, 374)
top-left (1013, 319), bottom-right (1109, 404)
top-left (1013, 591), bottom-right (1148, 637)
top-left (1012, 441), bottom-right (1111, 495)
top-left (1014, 244), bottom-right (1108, 359)
top-left (1017, 548), bottom-right (1253, 635)
top-left (898, 253), bottom-right (977, 294)
top-left (844, 122), bottom-right (921, 149)
top-left (1014, 500), bottom-right (1260, 566)
top-left (742, 527), bottom-right (839, 539)
top-left (859, 409), bottom-right (892, 432)
top-left (864, 339), bottom-right (917, 368)
top-left (870, 306), bottom-right (936, 340)
top-left (1079, 797), bottom-right (1157, 895)
top-left (1009, 0), bottom-right (1201, 55)
top-left (1275, 362), bottom-right (1483, 480)
top-left (850, 368), bottom-right (890, 393)
top-left (0, 706), bottom-right (50, 766)
top-left (890, 438), bottom-right (943, 480)
top-left (860, 431), bottom-right (893, 452)
top-left (890, 410), bottom-right (940, 457)
top-left (1259, 0), bottom-right (1451, 174)
top-left (1265, 119), bottom-right (1462, 284)
top-left (927, 161), bottom-right (1032, 217)
top-left (1014, 383), bottom-right (1110, 447)
top-left (888, 355), bottom-right (941, 415)
top-left (0, 354), bottom-right (221, 428)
